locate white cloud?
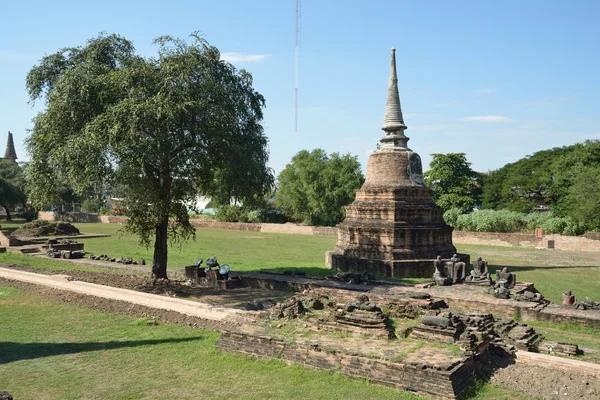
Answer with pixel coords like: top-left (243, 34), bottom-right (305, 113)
top-left (473, 88), bottom-right (496, 95)
top-left (220, 52), bottom-right (269, 63)
top-left (460, 116), bottom-right (512, 123)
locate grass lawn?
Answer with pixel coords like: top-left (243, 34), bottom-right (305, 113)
top-left (0, 285), bottom-right (528, 400)
top-left (2, 221), bottom-right (600, 303)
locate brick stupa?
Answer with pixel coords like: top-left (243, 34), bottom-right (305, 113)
top-left (3, 131), bottom-right (17, 162)
top-left (326, 48), bottom-right (458, 278)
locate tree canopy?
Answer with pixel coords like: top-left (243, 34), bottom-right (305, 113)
top-left (276, 149), bottom-right (364, 226)
top-left (26, 33), bottom-right (274, 278)
top-left (423, 153), bottom-right (482, 213)
top-left (481, 140), bottom-right (600, 227)
top-left (0, 160), bottom-right (26, 221)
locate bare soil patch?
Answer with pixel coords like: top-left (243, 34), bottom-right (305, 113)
top-left (12, 220), bottom-right (80, 238)
top-left (3, 264), bottom-right (293, 309)
top-left (490, 361), bottom-right (600, 399)
top-left (0, 277), bottom-right (236, 332)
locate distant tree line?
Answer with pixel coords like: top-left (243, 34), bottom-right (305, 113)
top-left (426, 140), bottom-right (600, 233)
top-left (216, 149), bottom-right (364, 227)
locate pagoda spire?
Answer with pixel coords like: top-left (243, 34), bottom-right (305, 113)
top-left (4, 131), bottom-right (17, 162)
top-left (380, 48), bottom-right (409, 149)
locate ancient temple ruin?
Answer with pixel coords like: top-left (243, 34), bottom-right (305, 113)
top-left (2, 131), bottom-right (17, 163)
top-left (326, 48), bottom-right (458, 278)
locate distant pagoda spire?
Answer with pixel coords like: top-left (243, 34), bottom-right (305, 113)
top-left (4, 131), bottom-right (17, 162)
top-left (380, 48), bottom-right (409, 149)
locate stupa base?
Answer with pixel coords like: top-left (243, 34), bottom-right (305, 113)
top-left (326, 251), bottom-right (470, 279)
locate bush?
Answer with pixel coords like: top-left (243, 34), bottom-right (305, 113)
top-left (215, 205), bottom-right (245, 223)
top-left (82, 198), bottom-right (103, 213)
top-left (215, 203), bottom-right (288, 224)
top-left (445, 208), bottom-right (582, 235)
top-left (443, 208), bottom-right (461, 227)
top-left (17, 209), bottom-right (38, 222)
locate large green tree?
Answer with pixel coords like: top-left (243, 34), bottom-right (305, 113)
top-left (424, 153), bottom-right (482, 212)
top-left (481, 140), bottom-right (600, 218)
top-left (276, 149), bottom-right (364, 226)
top-left (26, 33), bottom-right (273, 279)
top-left (561, 166), bottom-right (600, 230)
top-left (0, 160), bottom-right (27, 221)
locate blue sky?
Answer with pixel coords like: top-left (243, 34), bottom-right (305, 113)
top-left (1, 0), bottom-right (598, 176)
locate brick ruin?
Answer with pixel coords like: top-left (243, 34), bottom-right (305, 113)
top-left (326, 48), bottom-right (459, 278)
top-left (214, 282), bottom-right (589, 399)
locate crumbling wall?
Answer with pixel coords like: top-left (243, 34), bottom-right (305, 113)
top-left (217, 331), bottom-right (475, 400)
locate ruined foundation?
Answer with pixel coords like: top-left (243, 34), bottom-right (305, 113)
top-left (217, 331), bottom-right (478, 400)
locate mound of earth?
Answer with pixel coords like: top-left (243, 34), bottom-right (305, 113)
top-left (13, 220), bottom-right (80, 237)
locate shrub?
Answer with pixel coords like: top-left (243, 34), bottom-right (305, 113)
top-left (446, 208), bottom-right (581, 235)
top-left (443, 208), bottom-right (461, 227)
top-left (215, 205), bottom-right (245, 222)
top-left (82, 198), bottom-right (103, 213)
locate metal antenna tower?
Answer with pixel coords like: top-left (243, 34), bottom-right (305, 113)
top-left (295, 0), bottom-right (301, 149)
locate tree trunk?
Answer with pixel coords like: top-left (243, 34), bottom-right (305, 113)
top-left (152, 216), bottom-right (169, 280)
top-left (0, 202), bottom-right (11, 222)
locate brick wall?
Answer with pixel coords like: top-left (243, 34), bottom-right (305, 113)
top-left (453, 231), bottom-right (600, 252)
top-left (38, 211), bottom-right (101, 223)
top-left (190, 220), bottom-right (261, 231)
top-left (217, 331), bottom-right (474, 399)
top-left (99, 215), bottom-right (128, 224)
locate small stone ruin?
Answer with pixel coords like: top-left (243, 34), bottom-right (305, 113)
top-left (0, 391), bottom-right (13, 400)
top-left (493, 319), bottom-right (543, 352)
top-left (184, 256), bottom-right (243, 289)
top-left (323, 294), bottom-right (394, 339)
top-left (45, 239), bottom-right (85, 259)
top-left (410, 310), bottom-right (545, 355)
top-left (88, 253), bottom-right (145, 265)
top-left (410, 311), bottom-right (495, 355)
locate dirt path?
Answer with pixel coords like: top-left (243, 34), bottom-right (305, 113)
top-left (0, 267), bottom-right (246, 323)
top-left (2, 265), bottom-right (600, 399)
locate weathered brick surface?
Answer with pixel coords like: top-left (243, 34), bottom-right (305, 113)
top-left (217, 331), bottom-right (475, 399)
top-left (329, 149), bottom-right (457, 278)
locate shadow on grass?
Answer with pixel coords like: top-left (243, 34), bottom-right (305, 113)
top-left (488, 264), bottom-right (600, 273)
top-left (462, 350), bottom-right (518, 399)
top-left (247, 266), bottom-right (427, 285)
top-left (0, 336), bottom-right (204, 364)
top-left (250, 266), bottom-right (332, 277)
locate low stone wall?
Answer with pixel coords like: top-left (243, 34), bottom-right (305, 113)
top-left (38, 211), bottom-right (101, 223)
top-left (217, 331), bottom-right (475, 400)
top-left (452, 231), bottom-right (538, 248)
top-left (99, 215), bottom-right (128, 224)
top-left (453, 231), bottom-right (600, 252)
top-left (91, 216), bottom-right (600, 249)
top-left (186, 221), bottom-right (337, 236)
top-left (583, 232), bottom-right (600, 241)
top-left (0, 230), bottom-right (21, 247)
top-left (190, 220), bottom-right (261, 231)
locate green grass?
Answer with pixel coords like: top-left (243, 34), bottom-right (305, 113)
top-left (2, 222), bottom-right (600, 303)
top-left (80, 222), bottom-right (337, 274)
top-left (0, 285), bottom-right (531, 399)
top-left (525, 320), bottom-right (600, 364)
top-left (456, 243), bottom-right (600, 303)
